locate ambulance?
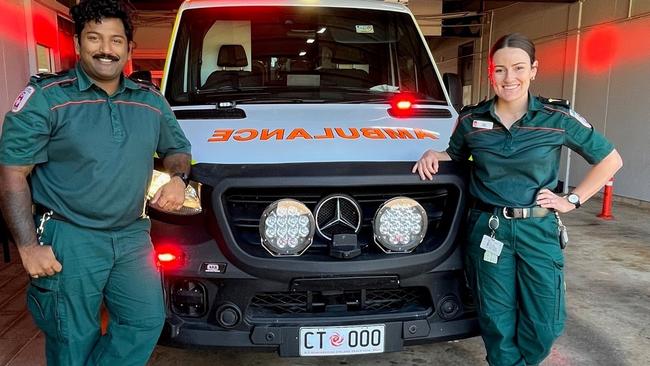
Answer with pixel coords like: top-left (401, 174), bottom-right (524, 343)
top-left (147, 0), bottom-right (479, 356)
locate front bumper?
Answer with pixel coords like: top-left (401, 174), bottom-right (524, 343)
top-left (161, 315), bottom-right (478, 356)
top-left (154, 247), bottom-right (479, 355)
top-left (151, 161), bottom-right (479, 355)
top-left (158, 266), bottom-right (479, 356)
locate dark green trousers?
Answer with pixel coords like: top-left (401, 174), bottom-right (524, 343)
top-left (465, 209), bottom-right (566, 366)
top-left (27, 217), bottom-right (165, 366)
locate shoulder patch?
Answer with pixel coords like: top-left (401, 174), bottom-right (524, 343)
top-left (568, 109), bottom-right (592, 129)
top-left (11, 85), bottom-right (36, 112)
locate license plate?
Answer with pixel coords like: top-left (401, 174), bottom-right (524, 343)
top-left (299, 324), bottom-right (385, 356)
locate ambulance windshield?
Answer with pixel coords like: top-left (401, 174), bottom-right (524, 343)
top-left (165, 6), bottom-right (446, 105)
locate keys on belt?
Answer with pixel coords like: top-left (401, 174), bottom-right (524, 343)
top-left (32, 203), bottom-right (68, 222)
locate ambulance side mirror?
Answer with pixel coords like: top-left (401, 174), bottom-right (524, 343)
top-left (443, 73), bottom-right (463, 113)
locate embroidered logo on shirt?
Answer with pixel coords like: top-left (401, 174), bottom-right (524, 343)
top-left (11, 86), bottom-right (35, 113)
top-left (472, 120), bottom-right (493, 129)
top-left (569, 109), bottom-right (592, 129)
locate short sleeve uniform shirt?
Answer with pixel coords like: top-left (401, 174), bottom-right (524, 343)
top-left (0, 64), bottom-right (191, 229)
top-left (446, 94), bottom-right (614, 207)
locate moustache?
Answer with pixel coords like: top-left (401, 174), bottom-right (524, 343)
top-left (93, 54), bottom-right (120, 62)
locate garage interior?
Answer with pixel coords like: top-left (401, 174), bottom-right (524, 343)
top-left (0, 1), bottom-right (648, 365)
top-left (1, 0), bottom-right (648, 202)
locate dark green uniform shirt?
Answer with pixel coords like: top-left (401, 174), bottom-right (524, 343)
top-left (0, 64), bottom-right (191, 229)
top-left (446, 94), bottom-right (614, 207)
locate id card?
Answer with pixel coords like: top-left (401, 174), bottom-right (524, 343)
top-left (483, 251), bottom-right (499, 264)
top-left (480, 235), bottom-right (503, 256)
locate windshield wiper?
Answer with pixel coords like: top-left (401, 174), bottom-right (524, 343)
top-left (189, 87), bottom-right (270, 104)
top-left (193, 85), bottom-right (268, 96)
top-left (192, 92), bottom-right (326, 105)
top-left (319, 86), bottom-right (447, 104)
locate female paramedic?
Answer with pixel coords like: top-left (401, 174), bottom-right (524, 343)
top-left (412, 33), bottom-right (623, 366)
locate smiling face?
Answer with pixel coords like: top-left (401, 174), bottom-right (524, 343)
top-left (75, 17), bottom-right (132, 94)
top-left (490, 47), bottom-right (538, 105)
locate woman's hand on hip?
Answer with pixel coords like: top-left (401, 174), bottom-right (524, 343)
top-left (536, 188), bottom-right (574, 213)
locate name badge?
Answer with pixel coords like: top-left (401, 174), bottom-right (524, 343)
top-left (480, 235), bottom-right (503, 256)
top-left (472, 120), bottom-right (493, 129)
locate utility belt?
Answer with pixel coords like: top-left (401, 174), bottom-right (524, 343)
top-left (470, 199), bottom-right (553, 219)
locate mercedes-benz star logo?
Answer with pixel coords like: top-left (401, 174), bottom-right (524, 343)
top-left (314, 194), bottom-right (362, 240)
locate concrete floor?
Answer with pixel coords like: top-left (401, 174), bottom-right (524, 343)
top-left (1, 197), bottom-right (649, 366)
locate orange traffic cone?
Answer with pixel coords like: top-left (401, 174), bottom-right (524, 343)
top-left (597, 177), bottom-right (615, 220)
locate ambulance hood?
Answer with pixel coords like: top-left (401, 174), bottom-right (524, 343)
top-left (174, 103), bottom-right (457, 164)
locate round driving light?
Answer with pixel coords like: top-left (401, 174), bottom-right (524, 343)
top-left (373, 197), bottom-right (428, 253)
top-left (259, 199), bottom-right (315, 256)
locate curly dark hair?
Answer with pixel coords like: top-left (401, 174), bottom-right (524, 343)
top-left (70, 0), bottom-right (135, 43)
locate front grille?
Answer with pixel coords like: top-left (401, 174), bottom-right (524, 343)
top-left (222, 185), bottom-right (459, 258)
top-left (247, 287), bottom-right (431, 317)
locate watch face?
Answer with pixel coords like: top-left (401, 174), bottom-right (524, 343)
top-left (568, 194), bottom-right (579, 204)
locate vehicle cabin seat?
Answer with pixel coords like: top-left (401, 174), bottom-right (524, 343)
top-left (203, 45), bottom-right (261, 89)
top-left (319, 46), bottom-right (373, 89)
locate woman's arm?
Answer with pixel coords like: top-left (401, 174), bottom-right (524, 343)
top-left (537, 149), bottom-right (623, 213)
top-left (411, 149), bottom-right (452, 180)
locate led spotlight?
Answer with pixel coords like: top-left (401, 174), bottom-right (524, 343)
top-left (373, 197), bottom-right (427, 253)
top-left (259, 199), bottom-right (315, 256)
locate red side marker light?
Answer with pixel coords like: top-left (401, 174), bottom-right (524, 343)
top-left (155, 245), bottom-right (185, 268)
top-left (158, 253), bottom-right (177, 263)
top-left (396, 100), bottom-right (412, 110)
top-left (389, 93), bottom-right (417, 118)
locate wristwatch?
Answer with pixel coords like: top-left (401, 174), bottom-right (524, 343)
top-left (171, 172), bottom-right (190, 187)
top-left (566, 193), bottom-right (581, 208)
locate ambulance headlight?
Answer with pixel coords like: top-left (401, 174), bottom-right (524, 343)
top-left (146, 170), bottom-right (202, 215)
top-left (373, 197), bottom-right (427, 253)
top-left (259, 199), bottom-right (315, 256)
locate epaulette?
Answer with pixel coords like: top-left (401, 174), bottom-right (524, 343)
top-left (537, 96), bottom-right (571, 108)
top-left (539, 96), bottom-right (592, 129)
top-left (459, 97), bottom-right (488, 114)
top-left (30, 70), bottom-right (73, 87)
top-left (129, 76), bottom-right (160, 92)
